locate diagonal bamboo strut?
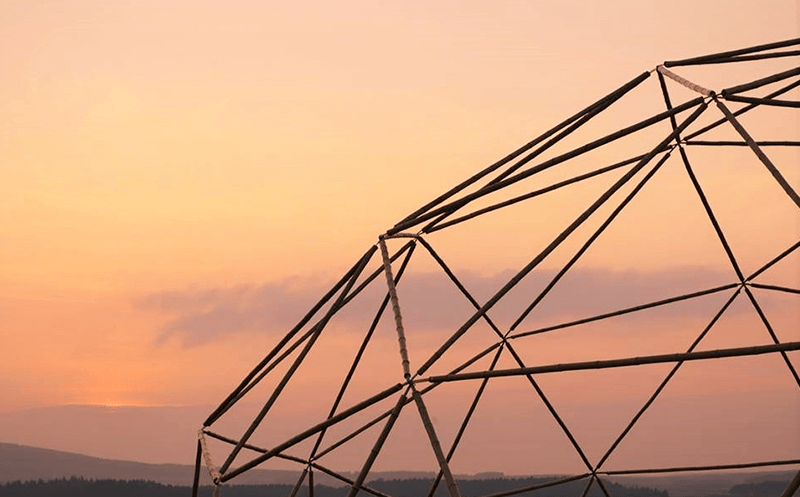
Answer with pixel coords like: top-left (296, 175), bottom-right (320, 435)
top-left (657, 66), bottom-right (713, 96)
top-left (594, 287), bottom-right (742, 470)
top-left (204, 246), bottom-right (377, 427)
top-left (203, 430), bottom-right (392, 497)
top-left (424, 341), bottom-right (800, 382)
top-left (312, 461), bottom-right (394, 497)
top-left (480, 473), bottom-right (591, 497)
top-left (666, 48), bottom-right (800, 65)
top-left (509, 148), bottom-right (675, 332)
top-left (602, 458), bottom-right (800, 476)
top-left (579, 477), bottom-right (595, 497)
top-left (388, 97), bottom-right (703, 236)
top-left (684, 76), bottom-right (800, 141)
top-left (780, 468), bottom-right (800, 497)
top-left (682, 151), bottom-right (745, 280)
top-left (664, 37), bottom-right (800, 67)
top-left (394, 71), bottom-right (649, 229)
top-left (748, 239), bottom-right (800, 281)
top-left (424, 345), bottom-right (505, 497)
top-left (379, 237), bottom-right (412, 379)
top-left (416, 101), bottom-right (708, 378)
top-left (722, 66), bottom-right (800, 97)
top-left (715, 98), bottom-right (800, 209)
top-left (724, 94), bottom-right (800, 108)
top-left (288, 468), bottom-right (308, 497)
top-left (684, 140), bottom-right (800, 146)
top-left (219, 247), bottom-right (377, 475)
top-left (743, 286), bottom-right (800, 389)
top-left (221, 382), bottom-right (405, 482)
top-left (309, 243), bottom-right (416, 459)
top-left (421, 74), bottom-right (648, 233)
top-left (749, 282), bottom-right (800, 295)
top-left (313, 342), bottom-right (502, 461)
top-left (428, 154), bottom-right (646, 233)
top-left (346, 390), bottom-right (408, 497)
top-left (510, 283), bottom-right (738, 339)
top-left (410, 383), bottom-right (463, 497)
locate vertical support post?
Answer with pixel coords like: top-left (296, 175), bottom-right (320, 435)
top-left (192, 440), bottom-right (202, 497)
top-left (378, 237), bottom-right (412, 379)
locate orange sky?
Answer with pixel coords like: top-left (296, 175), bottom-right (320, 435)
top-left (1, 0), bottom-right (799, 475)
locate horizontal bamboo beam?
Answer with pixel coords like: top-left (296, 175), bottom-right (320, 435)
top-left (425, 341), bottom-right (800, 383)
top-left (601, 458), bottom-right (800, 476)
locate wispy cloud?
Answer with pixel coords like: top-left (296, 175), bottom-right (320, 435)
top-left (135, 264), bottom-right (774, 349)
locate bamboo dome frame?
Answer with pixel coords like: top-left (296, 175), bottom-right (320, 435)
top-left (192, 38), bottom-right (800, 497)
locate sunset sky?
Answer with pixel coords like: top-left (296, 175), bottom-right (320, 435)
top-left (1, 0), bottom-right (799, 477)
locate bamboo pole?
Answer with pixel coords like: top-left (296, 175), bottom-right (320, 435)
top-left (314, 343), bottom-right (502, 461)
top-left (722, 66), bottom-right (800, 97)
top-left (657, 66), bottom-right (713, 96)
top-left (664, 37), bottom-right (800, 67)
top-left (480, 473), bottom-right (590, 497)
top-left (425, 345), bottom-right (506, 497)
top-left (667, 49), bottom-right (800, 65)
top-left (346, 391), bottom-right (408, 497)
top-left (192, 440), bottom-right (202, 497)
top-left (510, 283), bottom-right (738, 340)
top-left (747, 239), bottom-right (800, 281)
top-left (288, 468), bottom-right (308, 497)
top-left (218, 248), bottom-right (376, 475)
top-left (579, 477), bottom-right (595, 497)
top-left (509, 148), bottom-right (675, 332)
top-left (378, 238), bottom-right (412, 379)
top-left (310, 461), bottom-right (393, 497)
top-left (221, 382), bottom-right (405, 482)
top-left (780, 469), bottom-right (800, 497)
top-left (594, 288), bottom-right (742, 470)
top-left (417, 101), bottom-right (708, 378)
top-left (393, 71), bottom-right (650, 229)
top-left (681, 150), bottom-right (745, 280)
top-left (308, 466), bottom-right (315, 497)
top-left (309, 243), bottom-right (416, 458)
top-left (410, 384), bottom-right (463, 497)
top-left (388, 97), bottom-right (704, 236)
top-left (204, 246), bottom-right (376, 427)
top-left (684, 140), bottom-right (800, 146)
top-left (743, 286), bottom-right (800, 389)
top-left (749, 282), bottom-right (800, 295)
top-left (724, 94), bottom-right (800, 108)
top-left (198, 430), bottom-right (221, 484)
top-left (425, 341), bottom-right (800, 383)
top-left (715, 98), bottom-right (800, 209)
top-left (503, 343), bottom-right (594, 472)
top-left (428, 154), bottom-right (646, 233)
top-left (684, 77), bottom-right (800, 141)
top-left (601, 458), bottom-right (800, 475)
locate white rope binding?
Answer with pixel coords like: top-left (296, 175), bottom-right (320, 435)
top-left (378, 237), bottom-right (412, 379)
top-left (657, 65), bottom-right (713, 97)
top-left (198, 429), bottom-right (222, 487)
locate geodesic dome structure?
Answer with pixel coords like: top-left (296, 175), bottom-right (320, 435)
top-left (193, 39), bottom-right (800, 497)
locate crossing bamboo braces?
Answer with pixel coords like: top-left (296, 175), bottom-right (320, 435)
top-left (193, 37), bottom-right (800, 497)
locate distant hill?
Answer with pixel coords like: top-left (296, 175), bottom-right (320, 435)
top-left (0, 443), bottom-right (512, 487)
